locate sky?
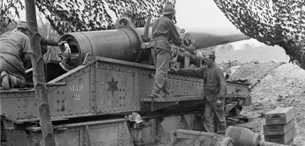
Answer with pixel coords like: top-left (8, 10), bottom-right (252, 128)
top-left (176, 0), bottom-right (234, 28)
top-left (175, 0), bottom-right (265, 49)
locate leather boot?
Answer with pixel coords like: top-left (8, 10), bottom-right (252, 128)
top-left (1, 71), bottom-right (10, 90)
top-left (149, 92), bottom-right (165, 102)
top-left (162, 89), bottom-right (171, 95)
top-left (162, 89), bottom-right (176, 99)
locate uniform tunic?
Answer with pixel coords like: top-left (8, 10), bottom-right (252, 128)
top-left (0, 30), bottom-right (30, 80)
top-left (177, 63), bottom-right (226, 101)
top-left (178, 62), bottom-right (227, 133)
top-left (0, 30), bottom-right (59, 89)
top-left (150, 16), bottom-right (182, 94)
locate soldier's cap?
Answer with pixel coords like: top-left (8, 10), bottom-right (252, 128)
top-left (201, 50), bottom-right (215, 56)
top-left (17, 21), bottom-right (28, 30)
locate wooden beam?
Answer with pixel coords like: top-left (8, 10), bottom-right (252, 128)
top-left (24, 0), bottom-right (56, 146)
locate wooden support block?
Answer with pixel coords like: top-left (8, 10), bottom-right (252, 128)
top-left (265, 107), bottom-right (295, 125)
top-left (264, 127), bottom-right (296, 144)
top-left (263, 118), bottom-right (295, 135)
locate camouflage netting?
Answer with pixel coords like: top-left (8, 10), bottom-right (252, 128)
top-left (0, 0), bottom-right (24, 27)
top-left (1, 0), bottom-right (176, 35)
top-left (213, 0), bottom-right (305, 70)
top-left (35, 0), bottom-right (175, 35)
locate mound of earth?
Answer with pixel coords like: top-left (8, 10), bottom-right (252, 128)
top-left (251, 63), bottom-right (305, 104)
top-left (233, 62), bottom-right (305, 146)
top-left (229, 61), bottom-right (284, 84)
top-left (216, 45), bottom-right (289, 63)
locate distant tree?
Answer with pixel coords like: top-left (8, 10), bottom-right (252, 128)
top-left (36, 12), bottom-right (62, 63)
top-left (214, 0), bottom-right (305, 70)
top-left (217, 44), bottom-right (234, 53)
top-left (37, 13), bottom-right (59, 41)
top-left (242, 43), bottom-right (253, 50)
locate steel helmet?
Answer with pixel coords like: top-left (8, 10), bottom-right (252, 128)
top-left (162, 4), bottom-right (176, 15)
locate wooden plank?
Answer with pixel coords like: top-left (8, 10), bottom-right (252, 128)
top-left (265, 107), bottom-right (295, 125)
top-left (264, 127), bottom-right (296, 144)
top-left (263, 118), bottom-right (295, 135)
top-left (141, 95), bottom-right (203, 102)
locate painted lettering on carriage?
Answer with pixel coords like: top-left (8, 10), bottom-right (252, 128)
top-left (69, 85), bottom-right (84, 92)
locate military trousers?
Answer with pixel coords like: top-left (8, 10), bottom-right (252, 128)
top-left (203, 99), bottom-right (226, 134)
top-left (151, 48), bottom-right (171, 94)
top-left (0, 57), bottom-right (26, 89)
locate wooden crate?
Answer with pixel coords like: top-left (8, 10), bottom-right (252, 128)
top-left (264, 127), bottom-right (296, 144)
top-left (263, 118), bottom-right (295, 135)
top-left (265, 107), bottom-right (295, 125)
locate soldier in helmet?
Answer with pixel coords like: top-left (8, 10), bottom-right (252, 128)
top-left (172, 51), bottom-right (227, 134)
top-left (149, 4), bottom-right (196, 100)
top-left (0, 21), bottom-right (30, 89)
top-left (0, 21), bottom-right (64, 89)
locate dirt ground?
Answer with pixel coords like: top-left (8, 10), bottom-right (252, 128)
top-left (228, 62), bottom-right (305, 145)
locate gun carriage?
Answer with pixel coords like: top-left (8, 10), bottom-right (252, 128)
top-left (0, 18), bottom-right (251, 146)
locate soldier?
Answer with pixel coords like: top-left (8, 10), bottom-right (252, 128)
top-left (172, 51), bottom-right (227, 134)
top-left (149, 4), bottom-right (195, 99)
top-left (0, 21), bottom-right (30, 89)
top-left (0, 21), bottom-right (64, 89)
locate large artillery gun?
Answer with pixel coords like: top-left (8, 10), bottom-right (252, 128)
top-left (57, 17), bottom-right (249, 71)
top-left (0, 18), bottom-right (251, 146)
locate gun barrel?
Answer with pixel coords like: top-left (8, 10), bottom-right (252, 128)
top-left (58, 26), bottom-right (249, 70)
top-left (186, 27), bottom-right (250, 49)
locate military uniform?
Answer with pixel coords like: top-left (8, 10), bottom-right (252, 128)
top-left (0, 21), bottom-right (60, 89)
top-left (150, 15), bottom-right (182, 97)
top-left (177, 61), bottom-right (227, 134)
top-left (0, 29), bottom-right (30, 89)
